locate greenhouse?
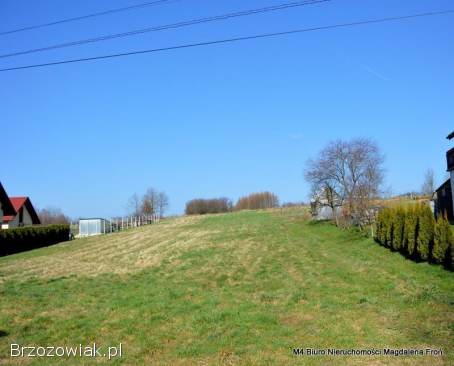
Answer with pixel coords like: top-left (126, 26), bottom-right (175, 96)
top-left (78, 218), bottom-right (111, 237)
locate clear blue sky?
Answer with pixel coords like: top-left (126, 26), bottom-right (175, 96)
top-left (1, 0), bottom-right (453, 218)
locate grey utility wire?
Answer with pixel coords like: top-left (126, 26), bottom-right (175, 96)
top-left (0, 0), bottom-right (329, 59)
top-left (1, 9), bottom-right (452, 72)
top-left (0, 0), bottom-right (179, 36)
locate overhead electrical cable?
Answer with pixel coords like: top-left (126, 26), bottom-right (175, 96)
top-left (0, 0), bottom-right (179, 36)
top-left (0, 10), bottom-right (452, 73)
top-left (0, 0), bottom-right (330, 59)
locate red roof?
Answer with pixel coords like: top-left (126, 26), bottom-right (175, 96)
top-left (10, 197), bottom-right (28, 212)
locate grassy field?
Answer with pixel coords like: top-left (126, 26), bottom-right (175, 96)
top-left (0, 208), bottom-right (453, 365)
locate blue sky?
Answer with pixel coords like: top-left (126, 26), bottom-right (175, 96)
top-left (1, 0), bottom-right (453, 218)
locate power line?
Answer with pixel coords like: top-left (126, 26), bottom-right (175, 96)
top-left (0, 0), bottom-right (179, 36)
top-left (1, 9), bottom-right (452, 73)
top-left (0, 0), bottom-right (330, 59)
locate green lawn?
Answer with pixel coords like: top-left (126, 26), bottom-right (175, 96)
top-left (0, 209), bottom-right (452, 365)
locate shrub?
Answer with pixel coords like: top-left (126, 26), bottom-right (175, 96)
top-left (185, 198), bottom-right (232, 215)
top-left (392, 207), bottom-right (406, 251)
top-left (375, 209), bottom-right (385, 244)
top-left (0, 224), bottom-right (70, 257)
top-left (374, 203), bottom-right (451, 269)
top-left (385, 209), bottom-right (395, 249)
top-left (432, 216), bottom-right (453, 265)
top-left (404, 207), bottom-right (418, 257)
top-left (450, 236), bottom-right (454, 269)
top-left (375, 208), bottom-right (391, 246)
top-left (416, 204), bottom-right (435, 260)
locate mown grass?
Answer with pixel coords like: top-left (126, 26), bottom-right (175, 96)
top-left (0, 209), bottom-right (453, 365)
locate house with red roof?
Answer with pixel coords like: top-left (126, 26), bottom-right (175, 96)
top-left (0, 182), bottom-right (40, 229)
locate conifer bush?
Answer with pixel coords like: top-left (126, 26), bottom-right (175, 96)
top-left (385, 209), bottom-right (394, 249)
top-left (392, 207), bottom-right (406, 251)
top-left (433, 217), bottom-right (448, 264)
top-left (404, 207), bottom-right (418, 257)
top-left (416, 204), bottom-right (435, 260)
top-left (0, 224), bottom-right (70, 256)
top-left (375, 210), bottom-right (386, 245)
top-left (374, 204), bottom-right (451, 269)
top-left (432, 216), bottom-right (454, 265)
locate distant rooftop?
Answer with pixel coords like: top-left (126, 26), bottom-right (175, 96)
top-left (448, 131), bottom-right (454, 140)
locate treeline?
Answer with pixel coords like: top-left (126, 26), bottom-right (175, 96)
top-left (0, 224), bottom-right (70, 257)
top-left (375, 204), bottom-right (453, 268)
top-left (235, 192), bottom-right (279, 210)
top-left (38, 207), bottom-right (70, 225)
top-left (185, 192), bottom-right (279, 215)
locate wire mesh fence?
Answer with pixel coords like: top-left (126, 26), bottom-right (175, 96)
top-left (71, 215), bottom-right (158, 238)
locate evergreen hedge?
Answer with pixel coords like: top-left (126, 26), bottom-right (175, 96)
top-left (404, 206), bottom-right (418, 257)
top-left (375, 204), bottom-right (452, 269)
top-left (417, 205), bottom-right (435, 261)
top-left (432, 216), bottom-right (454, 266)
top-left (392, 207), bottom-right (406, 251)
top-left (0, 224), bottom-right (70, 256)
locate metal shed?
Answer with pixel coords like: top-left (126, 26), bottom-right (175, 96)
top-left (78, 218), bottom-right (111, 237)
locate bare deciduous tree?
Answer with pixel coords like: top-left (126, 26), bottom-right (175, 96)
top-left (157, 191), bottom-right (169, 219)
top-left (127, 189), bottom-right (169, 219)
top-left (235, 192), bottom-right (279, 210)
top-left (142, 188), bottom-right (157, 218)
top-left (305, 138), bottom-right (385, 227)
top-left (185, 198), bottom-right (232, 215)
top-left (127, 193), bottom-right (141, 216)
top-left (38, 207), bottom-right (70, 225)
top-left (141, 188), bottom-right (169, 219)
top-left (421, 169), bottom-right (435, 196)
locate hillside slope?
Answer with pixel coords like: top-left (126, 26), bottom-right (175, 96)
top-left (0, 209), bottom-right (453, 365)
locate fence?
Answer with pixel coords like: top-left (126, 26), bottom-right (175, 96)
top-left (110, 215), bottom-right (158, 232)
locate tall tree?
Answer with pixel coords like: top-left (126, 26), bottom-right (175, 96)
top-left (127, 193), bottom-right (141, 216)
top-left (421, 169), bottom-right (435, 196)
top-left (157, 191), bottom-right (169, 218)
top-left (305, 138), bottom-right (384, 226)
top-left (142, 188), bottom-right (157, 217)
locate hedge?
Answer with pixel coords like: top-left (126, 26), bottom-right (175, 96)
top-left (392, 207), bottom-right (406, 251)
top-left (0, 224), bottom-right (70, 257)
top-left (432, 217), bottom-right (454, 265)
top-left (404, 206), bottom-right (418, 257)
top-left (417, 205), bottom-right (435, 261)
top-left (375, 204), bottom-right (453, 269)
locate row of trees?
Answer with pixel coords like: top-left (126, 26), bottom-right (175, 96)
top-left (38, 207), bottom-right (71, 225)
top-left (375, 204), bottom-right (453, 267)
top-left (235, 192), bottom-right (279, 210)
top-left (127, 188), bottom-right (169, 219)
top-left (185, 192), bottom-right (279, 215)
top-left (305, 138), bottom-right (384, 227)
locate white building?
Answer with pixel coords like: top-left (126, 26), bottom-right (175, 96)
top-left (78, 218), bottom-right (111, 237)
